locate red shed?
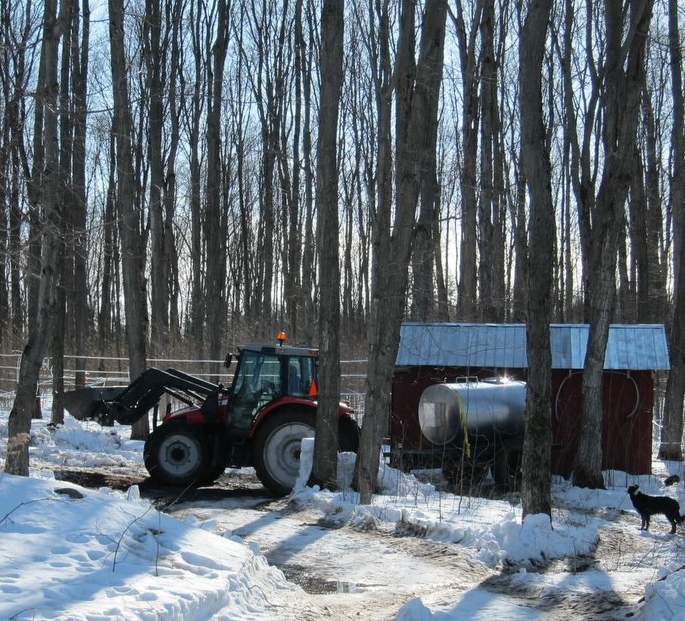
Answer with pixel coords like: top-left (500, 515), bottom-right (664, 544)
top-left (391, 323), bottom-right (669, 478)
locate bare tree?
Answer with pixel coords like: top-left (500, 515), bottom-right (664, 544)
top-left (300, 0), bottom-right (318, 344)
top-left (309, 0), bottom-right (344, 491)
top-left (0, 0), bottom-right (37, 348)
top-left (341, 1), bottom-right (379, 333)
top-left (50, 0), bottom-right (89, 425)
top-left (70, 0), bottom-right (90, 391)
top-left (226, 10), bottom-right (253, 322)
top-left (659, 0), bottom-right (685, 462)
top-left (204, 0), bottom-right (230, 374)
top-left (637, 90), bottom-right (666, 321)
top-left (519, 0), bottom-right (553, 518)
top-left (0, 6), bottom-right (10, 345)
top-left (451, 0), bottom-right (483, 320)
top-left (281, 0), bottom-right (306, 341)
top-left (5, 0), bottom-right (63, 475)
top-left (50, 0), bottom-right (77, 425)
top-left (164, 0), bottom-right (182, 341)
top-left (97, 147), bottom-right (118, 363)
top-left (185, 0), bottom-right (206, 359)
top-left (355, 0), bottom-right (447, 504)
top-left (477, 0), bottom-right (507, 322)
top-left (109, 0), bottom-right (149, 437)
top-left (573, 0), bottom-right (654, 488)
top-left (145, 0), bottom-right (169, 358)
top-left (409, 113), bottom-right (441, 319)
top-left (239, 0), bottom-right (285, 327)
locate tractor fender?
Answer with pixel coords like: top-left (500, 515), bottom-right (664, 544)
top-left (248, 397), bottom-right (356, 439)
top-left (249, 397), bottom-right (317, 438)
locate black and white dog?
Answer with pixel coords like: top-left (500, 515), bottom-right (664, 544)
top-left (627, 485), bottom-right (683, 534)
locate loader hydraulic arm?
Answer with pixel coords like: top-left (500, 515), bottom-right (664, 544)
top-left (64, 368), bottom-right (223, 426)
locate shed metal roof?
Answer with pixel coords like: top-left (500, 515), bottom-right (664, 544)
top-left (395, 322), bottom-right (670, 370)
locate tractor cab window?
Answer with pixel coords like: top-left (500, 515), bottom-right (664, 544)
top-left (286, 355), bottom-right (317, 397)
top-left (230, 350), bottom-right (282, 427)
top-left (235, 351), bottom-right (281, 393)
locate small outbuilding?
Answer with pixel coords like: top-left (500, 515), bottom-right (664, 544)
top-left (391, 322), bottom-right (670, 477)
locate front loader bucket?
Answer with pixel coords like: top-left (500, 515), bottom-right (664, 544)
top-left (63, 387), bottom-right (126, 421)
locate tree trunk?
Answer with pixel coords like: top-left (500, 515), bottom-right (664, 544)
top-left (187, 7), bottom-right (204, 358)
top-left (71, 0), bottom-right (90, 390)
top-left (205, 0), bottom-right (229, 376)
top-left (109, 0), bottom-right (148, 437)
top-left (163, 0), bottom-right (180, 340)
top-left (573, 0), bottom-right (654, 488)
top-left (627, 148), bottom-right (646, 322)
top-left (51, 240), bottom-right (66, 424)
top-left (300, 6), bottom-right (316, 345)
top-left (452, 0), bottom-right (482, 320)
top-left (641, 92), bottom-right (667, 321)
top-left (145, 0), bottom-right (169, 358)
top-left (519, 0), bottom-right (553, 519)
top-left (51, 0), bottom-right (76, 425)
top-left (355, 0), bottom-right (446, 504)
top-left (354, 0), bottom-right (397, 503)
top-left (284, 0), bottom-right (305, 340)
top-left (661, 265), bottom-right (685, 461)
top-left (309, 0), bottom-right (344, 491)
top-left (98, 146), bottom-right (116, 362)
top-left (5, 0), bottom-right (63, 475)
top-left (10, 153), bottom-right (23, 343)
top-left (511, 149), bottom-right (528, 323)
top-left (659, 0), bottom-right (685, 462)
top-left (477, 0), bottom-right (505, 323)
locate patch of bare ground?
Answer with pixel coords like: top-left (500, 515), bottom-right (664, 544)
top-left (479, 511), bottom-right (683, 621)
top-left (480, 573), bottom-right (634, 620)
top-left (258, 514), bottom-right (496, 621)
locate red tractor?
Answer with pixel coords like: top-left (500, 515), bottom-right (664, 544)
top-left (63, 336), bottom-right (360, 496)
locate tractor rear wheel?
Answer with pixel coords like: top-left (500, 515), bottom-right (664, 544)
top-left (144, 424), bottom-right (211, 487)
top-left (252, 409), bottom-right (316, 496)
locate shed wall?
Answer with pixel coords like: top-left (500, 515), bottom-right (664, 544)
top-left (390, 366), bottom-right (653, 476)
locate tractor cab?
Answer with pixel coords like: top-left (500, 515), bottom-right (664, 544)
top-left (227, 340), bottom-right (319, 431)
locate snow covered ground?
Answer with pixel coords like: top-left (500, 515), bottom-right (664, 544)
top-left (1, 406), bottom-right (685, 620)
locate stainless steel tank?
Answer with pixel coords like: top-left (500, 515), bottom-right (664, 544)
top-left (418, 378), bottom-right (527, 446)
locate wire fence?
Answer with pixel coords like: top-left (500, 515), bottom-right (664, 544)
top-left (0, 352), bottom-right (368, 417)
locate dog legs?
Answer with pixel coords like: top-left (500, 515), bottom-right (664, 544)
top-left (666, 513), bottom-right (680, 534)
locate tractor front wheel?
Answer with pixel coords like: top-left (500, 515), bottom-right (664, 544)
top-left (144, 424), bottom-right (211, 487)
top-left (252, 409), bottom-right (316, 496)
